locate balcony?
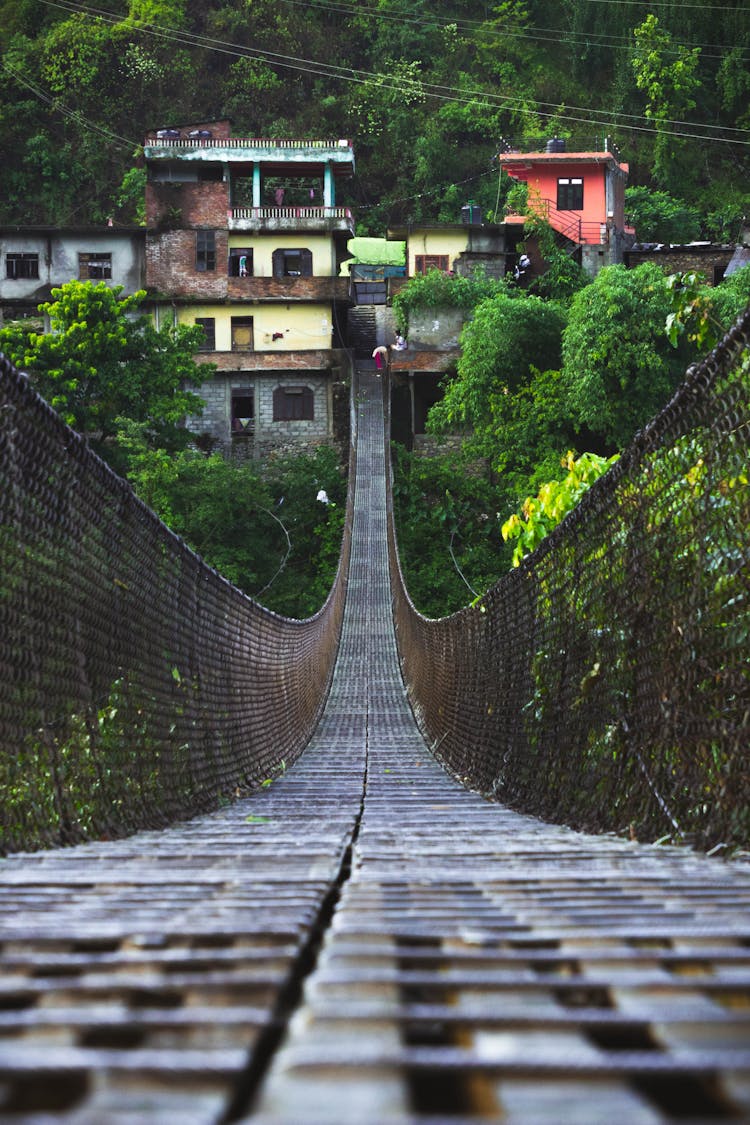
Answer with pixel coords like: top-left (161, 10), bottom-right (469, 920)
top-left (194, 348), bottom-right (351, 373)
top-left (228, 206), bottom-right (355, 235)
top-left (144, 137), bottom-right (355, 177)
top-left (504, 199), bottom-right (607, 245)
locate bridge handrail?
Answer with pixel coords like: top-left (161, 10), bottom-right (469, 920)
top-left (0, 352), bottom-right (355, 854)
top-left (386, 307), bottom-right (750, 850)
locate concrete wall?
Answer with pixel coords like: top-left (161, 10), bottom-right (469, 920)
top-left (406, 307), bottom-right (466, 349)
top-left (0, 230), bottom-right (144, 308)
top-left (187, 370), bottom-right (337, 457)
top-left (406, 230), bottom-right (468, 274)
top-left (176, 302), bottom-right (333, 351)
top-left (228, 233), bottom-right (336, 277)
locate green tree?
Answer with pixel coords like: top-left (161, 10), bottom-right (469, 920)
top-left (0, 281), bottom-right (207, 468)
top-left (501, 449), bottom-right (618, 566)
top-left (392, 444), bottom-right (515, 617)
top-left (126, 441), bottom-right (346, 617)
top-left (632, 14), bottom-right (701, 194)
top-left (561, 263), bottom-right (692, 449)
top-left (429, 292), bottom-right (567, 455)
top-left (624, 186), bottom-right (701, 245)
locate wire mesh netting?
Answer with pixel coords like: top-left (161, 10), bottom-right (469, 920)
top-left (387, 309), bottom-right (750, 851)
top-left (0, 352), bottom-right (353, 854)
top-left (2, 306), bottom-right (749, 858)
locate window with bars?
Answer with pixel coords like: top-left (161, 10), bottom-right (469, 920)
top-left (557, 178), bottom-right (584, 211)
top-left (196, 230), bottom-right (216, 271)
top-left (78, 253), bottom-right (112, 280)
top-left (231, 316), bottom-right (254, 351)
top-left (6, 253), bottom-right (39, 280)
top-left (272, 248), bottom-right (313, 278)
top-left (273, 385), bottom-right (314, 421)
top-left (414, 255), bottom-right (449, 275)
top-left (195, 317), bottom-right (216, 350)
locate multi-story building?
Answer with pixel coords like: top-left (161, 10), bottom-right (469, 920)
top-left (143, 120), bottom-right (356, 455)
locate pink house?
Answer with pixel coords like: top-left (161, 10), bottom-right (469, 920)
top-left (499, 138), bottom-right (634, 275)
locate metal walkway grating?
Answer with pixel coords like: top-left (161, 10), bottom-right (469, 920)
top-left (1, 369), bottom-right (749, 1123)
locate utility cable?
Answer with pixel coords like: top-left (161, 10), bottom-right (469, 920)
top-left (33, 0), bottom-right (750, 147)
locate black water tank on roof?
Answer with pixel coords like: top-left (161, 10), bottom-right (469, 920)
top-left (461, 202), bottom-right (482, 224)
top-left (546, 137), bottom-right (566, 152)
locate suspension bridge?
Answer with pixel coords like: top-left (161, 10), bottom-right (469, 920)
top-left (1, 316), bottom-right (749, 1121)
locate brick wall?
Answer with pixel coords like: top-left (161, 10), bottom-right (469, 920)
top-left (146, 181), bottom-right (229, 231)
top-left (146, 229), bottom-right (229, 298)
top-left (625, 247), bottom-right (734, 285)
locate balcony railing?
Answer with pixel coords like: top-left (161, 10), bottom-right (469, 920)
top-left (149, 137), bottom-right (352, 150)
top-left (230, 206), bottom-right (353, 222)
top-left (510, 196), bottom-right (608, 245)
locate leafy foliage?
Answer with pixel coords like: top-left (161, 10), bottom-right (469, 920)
top-left (429, 292), bottom-right (566, 446)
top-left (625, 187), bottom-right (701, 245)
top-left (1, 1), bottom-right (745, 231)
top-left (561, 263), bottom-right (693, 449)
top-left (0, 281), bottom-right (207, 470)
top-left (391, 444), bottom-right (514, 617)
top-left (392, 269), bottom-right (509, 337)
top-left (502, 450), bottom-right (619, 566)
top-left (126, 441), bottom-right (347, 617)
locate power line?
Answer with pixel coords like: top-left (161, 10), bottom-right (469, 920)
top-left (275, 0), bottom-right (750, 59)
top-left (28, 0), bottom-right (750, 149)
top-left (1, 61), bottom-right (138, 152)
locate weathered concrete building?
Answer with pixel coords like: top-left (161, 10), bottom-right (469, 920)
top-left (143, 120), bottom-right (355, 456)
top-left (0, 227), bottom-right (144, 322)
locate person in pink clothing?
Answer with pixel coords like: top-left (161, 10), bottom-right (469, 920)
top-left (372, 346), bottom-right (388, 372)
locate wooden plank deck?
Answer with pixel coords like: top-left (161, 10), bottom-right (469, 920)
top-left (1, 369), bottom-right (749, 1123)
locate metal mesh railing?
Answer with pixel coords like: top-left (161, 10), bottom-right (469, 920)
top-left (388, 309), bottom-right (750, 851)
top-left (0, 353), bottom-right (354, 854)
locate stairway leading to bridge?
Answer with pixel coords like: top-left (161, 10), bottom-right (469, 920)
top-left (1, 368), bottom-right (749, 1123)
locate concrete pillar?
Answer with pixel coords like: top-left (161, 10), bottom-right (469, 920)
top-left (324, 163), bottom-right (334, 208)
top-left (253, 163), bottom-right (262, 208)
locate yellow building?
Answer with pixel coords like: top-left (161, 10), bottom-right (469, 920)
top-left (144, 121), bottom-right (355, 455)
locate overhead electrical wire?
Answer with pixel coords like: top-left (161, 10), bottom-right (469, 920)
top-left (32, 0), bottom-right (750, 150)
top-left (274, 0), bottom-right (750, 60)
top-left (1, 60), bottom-right (138, 151)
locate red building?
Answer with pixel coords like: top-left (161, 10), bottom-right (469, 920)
top-left (499, 137), bottom-right (634, 276)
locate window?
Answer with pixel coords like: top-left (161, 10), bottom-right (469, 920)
top-left (231, 390), bottom-right (255, 435)
top-left (273, 385), bottom-right (314, 422)
top-left (231, 316), bottom-right (254, 351)
top-left (272, 248), bottom-right (313, 278)
top-left (195, 317), bottom-right (215, 351)
top-left (228, 248), bottom-right (253, 277)
top-left (6, 253), bottom-right (39, 280)
top-left (78, 253), bottom-right (112, 280)
top-left (557, 178), bottom-right (583, 211)
top-left (414, 255), bottom-right (449, 275)
top-left (196, 230), bottom-right (216, 272)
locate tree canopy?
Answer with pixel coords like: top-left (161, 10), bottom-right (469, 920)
top-left (1, 1), bottom-right (748, 237)
top-left (0, 281), bottom-right (207, 470)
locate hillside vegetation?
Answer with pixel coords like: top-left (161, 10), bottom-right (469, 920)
top-left (1, 1), bottom-right (748, 238)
